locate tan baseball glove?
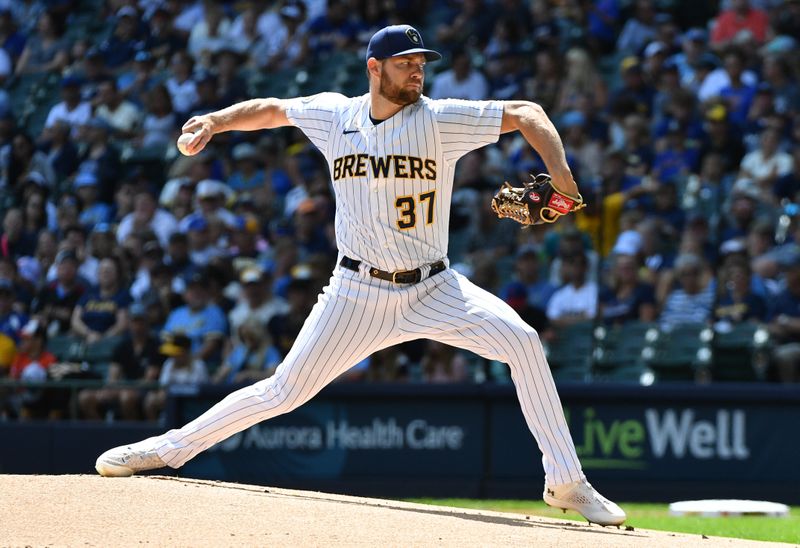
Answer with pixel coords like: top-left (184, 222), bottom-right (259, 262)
top-left (491, 173), bottom-right (585, 226)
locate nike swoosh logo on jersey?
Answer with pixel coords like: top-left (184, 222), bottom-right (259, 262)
top-left (343, 129), bottom-right (359, 134)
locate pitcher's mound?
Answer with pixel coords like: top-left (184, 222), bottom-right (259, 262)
top-left (0, 475), bottom-right (779, 547)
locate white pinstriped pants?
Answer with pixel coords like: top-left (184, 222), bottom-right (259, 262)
top-left (151, 266), bottom-right (585, 486)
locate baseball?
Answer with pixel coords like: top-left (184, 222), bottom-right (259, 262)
top-left (176, 132), bottom-right (198, 156)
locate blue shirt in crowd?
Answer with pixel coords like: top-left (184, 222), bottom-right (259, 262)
top-left (78, 288), bottom-right (132, 333)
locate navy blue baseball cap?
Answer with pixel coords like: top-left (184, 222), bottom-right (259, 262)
top-left (366, 25), bottom-right (441, 63)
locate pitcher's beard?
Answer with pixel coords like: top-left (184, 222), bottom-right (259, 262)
top-left (379, 73), bottom-right (421, 106)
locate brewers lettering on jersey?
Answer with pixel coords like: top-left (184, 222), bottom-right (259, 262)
top-left (94, 25), bottom-right (626, 526)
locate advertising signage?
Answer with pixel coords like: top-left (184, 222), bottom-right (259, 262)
top-left (171, 384), bottom-right (800, 499)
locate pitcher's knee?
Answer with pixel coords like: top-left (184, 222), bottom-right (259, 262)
top-left (245, 372), bottom-right (307, 415)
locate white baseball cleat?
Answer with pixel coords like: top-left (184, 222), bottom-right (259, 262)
top-left (543, 480), bottom-right (627, 526)
top-left (95, 440), bottom-right (167, 477)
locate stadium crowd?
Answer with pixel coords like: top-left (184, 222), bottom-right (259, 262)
top-left (0, 0), bottom-right (799, 421)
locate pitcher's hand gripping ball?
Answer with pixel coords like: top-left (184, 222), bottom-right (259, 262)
top-left (176, 132), bottom-right (199, 156)
top-left (491, 173), bottom-right (585, 226)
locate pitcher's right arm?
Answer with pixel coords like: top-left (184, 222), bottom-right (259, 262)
top-left (179, 98), bottom-right (294, 155)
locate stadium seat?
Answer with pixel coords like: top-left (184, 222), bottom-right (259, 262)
top-left (47, 335), bottom-right (86, 362)
top-left (591, 322), bottom-right (654, 383)
top-left (545, 321), bottom-right (594, 381)
top-left (641, 322), bottom-right (712, 382)
top-left (84, 335), bottom-right (124, 365)
top-left (710, 323), bottom-right (770, 382)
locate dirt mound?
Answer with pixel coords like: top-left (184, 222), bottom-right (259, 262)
top-left (0, 475), bottom-right (781, 547)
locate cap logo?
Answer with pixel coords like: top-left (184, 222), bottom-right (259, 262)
top-left (405, 28), bottom-right (421, 44)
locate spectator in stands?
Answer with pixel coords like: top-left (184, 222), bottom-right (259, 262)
top-left (268, 276), bottom-right (314, 358)
top-left (1, 207), bottom-right (36, 258)
top-left (228, 266), bottom-right (288, 341)
top-left (165, 51), bottom-right (199, 119)
top-left (527, 49), bottom-right (562, 114)
top-left (719, 179), bottom-right (765, 241)
top-left (774, 145), bottom-right (800, 203)
top-left (75, 172), bottom-right (112, 230)
top-left (213, 316), bottom-right (280, 385)
top-left (600, 253), bottom-right (657, 325)
top-left (672, 28), bottom-right (709, 88)
top-left (99, 6), bottom-right (142, 70)
top-left (436, 0), bottom-right (494, 50)
top-left (227, 143), bottom-right (265, 193)
top-left (768, 252), bottom-right (800, 382)
top-left (51, 224), bottom-right (98, 285)
top-left (165, 231), bottom-right (193, 280)
top-left (142, 5), bottom-right (184, 66)
top-left (697, 48), bottom-right (758, 105)
top-left (0, 132), bottom-right (56, 191)
top-left (500, 247), bottom-right (556, 315)
top-left (548, 226), bottom-right (599, 285)
top-left (0, 275), bottom-right (26, 354)
top-left (710, 0), bottom-right (770, 50)
top-left (609, 57), bottom-right (655, 125)
top-left (68, 45), bottom-right (111, 103)
top-left (760, 56), bottom-right (799, 116)
top-left (144, 332), bottom-right (208, 420)
top-left (420, 340), bottom-right (470, 383)
top-left (557, 48), bottom-right (608, 114)
top-left (7, 319), bottom-right (57, 419)
top-left (253, 2), bottom-right (309, 72)
top-left (164, 269), bottom-right (227, 364)
top-left (78, 303), bottom-right (162, 421)
top-left (699, 104), bottom-right (746, 175)
top-left (76, 118), bottom-right (121, 201)
top-left (189, 70), bottom-right (226, 118)
top-left (93, 78), bottom-right (141, 139)
top-left (645, 181), bottom-right (686, 238)
top-left (88, 223), bottom-right (115, 263)
top-left (117, 190), bottom-right (178, 249)
top-left (307, 0), bottom-right (358, 58)
top-left (659, 253), bottom-right (714, 328)
top-left (228, 215), bottom-right (267, 260)
top-left (118, 51), bottom-right (159, 104)
top-left (718, 50), bottom-right (757, 129)
top-left (0, 8), bottom-right (26, 63)
top-left (71, 257), bottom-right (130, 343)
top-left (130, 240), bottom-right (165, 301)
top-left (483, 16), bottom-right (523, 65)
top-left (31, 249), bottom-right (85, 335)
top-left (291, 198), bottom-right (334, 260)
top-left (429, 49), bottom-right (489, 101)
top-left (213, 46), bottom-right (248, 105)
top-left (41, 121), bottom-right (79, 185)
top-left (739, 127), bottom-right (794, 194)
top-left (138, 84), bottom-right (177, 150)
top-left (226, 5), bottom-right (261, 58)
top-left (616, 0), bottom-right (657, 56)
top-left (44, 77), bottom-right (92, 136)
top-left (714, 254), bottom-right (768, 325)
top-left (184, 216), bottom-right (223, 267)
top-left (187, 2), bottom-right (232, 64)
top-left (13, 10), bottom-right (67, 75)
top-left (16, 183), bottom-right (52, 248)
top-left (547, 252), bottom-right (598, 328)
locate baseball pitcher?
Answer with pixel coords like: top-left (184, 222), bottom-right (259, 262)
top-left (95, 24), bottom-right (624, 526)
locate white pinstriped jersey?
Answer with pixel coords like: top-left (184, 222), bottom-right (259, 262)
top-left (285, 93), bottom-right (503, 271)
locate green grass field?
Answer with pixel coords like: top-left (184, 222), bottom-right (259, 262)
top-left (408, 499), bottom-right (800, 544)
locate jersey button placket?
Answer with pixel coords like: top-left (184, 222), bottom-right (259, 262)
top-left (368, 126), bottom-right (382, 225)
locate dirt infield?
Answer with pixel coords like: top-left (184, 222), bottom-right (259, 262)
top-left (0, 475), bottom-right (786, 547)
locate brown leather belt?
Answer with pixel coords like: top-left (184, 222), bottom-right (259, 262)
top-left (340, 256), bottom-right (446, 284)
